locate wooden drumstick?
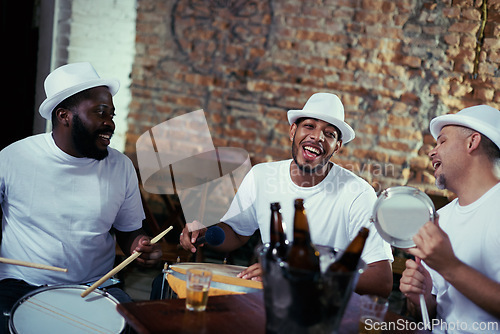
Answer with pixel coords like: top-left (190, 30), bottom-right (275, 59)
top-left (81, 226), bottom-right (173, 298)
top-left (0, 257), bottom-right (68, 272)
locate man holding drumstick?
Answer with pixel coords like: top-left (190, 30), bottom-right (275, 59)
top-left (0, 63), bottom-right (161, 332)
top-left (400, 105), bottom-right (500, 332)
top-left (180, 92), bottom-right (393, 297)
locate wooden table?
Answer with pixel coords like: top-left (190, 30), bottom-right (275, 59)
top-left (117, 292), bottom-right (429, 334)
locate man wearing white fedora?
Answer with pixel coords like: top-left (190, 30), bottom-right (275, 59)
top-left (180, 92), bottom-right (394, 297)
top-left (400, 105), bottom-right (500, 332)
top-left (0, 62), bottom-right (161, 330)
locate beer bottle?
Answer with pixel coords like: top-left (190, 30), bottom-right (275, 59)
top-left (287, 198), bottom-right (320, 273)
top-left (327, 227), bottom-right (369, 273)
top-left (286, 198), bottom-right (322, 327)
top-left (268, 202), bottom-right (288, 260)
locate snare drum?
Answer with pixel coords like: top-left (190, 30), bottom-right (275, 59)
top-left (165, 263), bottom-right (263, 298)
top-left (9, 285), bottom-right (125, 334)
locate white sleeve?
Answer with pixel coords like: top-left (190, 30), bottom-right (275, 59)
top-left (349, 189), bottom-right (394, 264)
top-left (113, 158), bottom-right (146, 232)
top-left (220, 167), bottom-right (259, 237)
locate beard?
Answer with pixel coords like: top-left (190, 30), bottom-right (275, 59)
top-left (291, 133), bottom-right (334, 174)
top-left (435, 174), bottom-right (446, 190)
top-left (71, 113), bottom-right (110, 161)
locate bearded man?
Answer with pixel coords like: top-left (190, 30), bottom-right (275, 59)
top-left (0, 63), bottom-right (161, 332)
top-left (179, 92), bottom-right (393, 297)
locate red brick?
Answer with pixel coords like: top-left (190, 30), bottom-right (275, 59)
top-left (461, 8), bottom-right (481, 20)
top-left (448, 22), bottom-right (480, 34)
top-left (473, 87), bottom-right (495, 101)
top-left (489, 50), bottom-right (500, 63)
top-left (443, 6), bottom-right (461, 18)
top-left (387, 115), bottom-right (413, 127)
top-left (483, 38), bottom-right (500, 50)
top-left (410, 156), bottom-right (431, 170)
top-left (400, 56), bottom-right (422, 68)
top-left (430, 83), bottom-right (448, 96)
top-left (379, 141), bottom-right (412, 151)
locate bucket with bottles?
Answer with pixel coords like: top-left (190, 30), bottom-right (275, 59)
top-left (259, 199), bottom-right (367, 334)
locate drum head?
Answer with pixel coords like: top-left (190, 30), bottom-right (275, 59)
top-left (372, 186), bottom-right (436, 248)
top-left (9, 285), bottom-right (125, 334)
top-left (168, 262), bottom-right (262, 296)
top-left (171, 262), bottom-right (247, 277)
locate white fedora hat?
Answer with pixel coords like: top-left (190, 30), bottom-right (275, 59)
top-left (430, 105), bottom-right (500, 150)
top-left (39, 62), bottom-right (120, 120)
top-left (287, 92), bottom-right (355, 143)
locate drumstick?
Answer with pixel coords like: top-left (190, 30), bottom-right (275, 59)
top-left (81, 226), bottom-right (173, 298)
top-left (0, 257), bottom-right (68, 272)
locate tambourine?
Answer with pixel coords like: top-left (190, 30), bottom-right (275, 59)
top-left (371, 186), bottom-right (436, 248)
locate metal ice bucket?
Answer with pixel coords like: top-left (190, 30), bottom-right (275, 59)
top-left (258, 244), bottom-right (365, 334)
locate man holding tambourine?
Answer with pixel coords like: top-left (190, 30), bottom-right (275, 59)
top-left (400, 105), bottom-right (500, 332)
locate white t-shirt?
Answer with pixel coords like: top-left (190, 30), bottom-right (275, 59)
top-left (0, 133), bottom-right (145, 286)
top-left (425, 183), bottom-right (500, 334)
top-left (221, 159), bottom-right (393, 265)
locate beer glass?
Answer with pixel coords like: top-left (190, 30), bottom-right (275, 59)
top-left (358, 294), bottom-right (388, 334)
top-left (185, 268), bottom-right (212, 311)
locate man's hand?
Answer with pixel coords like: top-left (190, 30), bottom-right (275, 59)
top-left (236, 263), bottom-right (263, 281)
top-left (408, 217), bottom-right (460, 278)
top-left (179, 220), bottom-right (207, 253)
top-left (132, 235), bottom-right (162, 266)
top-left (400, 257), bottom-right (433, 306)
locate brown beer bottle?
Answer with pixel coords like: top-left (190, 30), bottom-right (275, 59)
top-left (268, 202), bottom-right (288, 260)
top-left (287, 198), bottom-right (320, 273)
top-left (327, 227), bottom-right (369, 273)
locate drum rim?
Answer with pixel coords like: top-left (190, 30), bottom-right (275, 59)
top-left (371, 186), bottom-right (436, 248)
top-left (170, 262), bottom-right (248, 272)
top-left (9, 284), bottom-right (124, 334)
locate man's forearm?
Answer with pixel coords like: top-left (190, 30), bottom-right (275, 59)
top-left (355, 260), bottom-right (393, 298)
top-left (209, 222), bottom-right (251, 253)
top-left (442, 261), bottom-right (500, 318)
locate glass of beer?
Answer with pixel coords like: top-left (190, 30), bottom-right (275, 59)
top-left (358, 295), bottom-right (388, 334)
top-left (186, 268), bottom-right (212, 311)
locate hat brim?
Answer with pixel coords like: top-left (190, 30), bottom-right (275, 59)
top-left (430, 114), bottom-right (500, 150)
top-left (39, 78), bottom-right (120, 120)
top-left (287, 110), bottom-right (356, 143)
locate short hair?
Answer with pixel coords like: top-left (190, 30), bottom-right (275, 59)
top-left (294, 117), bottom-right (343, 141)
top-left (459, 127), bottom-right (500, 162)
top-left (51, 88), bottom-right (94, 127)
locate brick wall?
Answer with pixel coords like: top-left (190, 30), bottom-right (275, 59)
top-left (127, 0), bottom-right (500, 200)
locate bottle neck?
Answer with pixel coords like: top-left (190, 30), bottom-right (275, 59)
top-left (293, 204), bottom-right (310, 233)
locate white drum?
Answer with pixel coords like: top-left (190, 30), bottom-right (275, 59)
top-left (9, 285), bottom-right (125, 334)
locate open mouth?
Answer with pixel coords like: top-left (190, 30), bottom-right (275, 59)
top-left (432, 161), bottom-right (442, 176)
top-left (302, 144), bottom-right (323, 161)
top-left (98, 133), bottom-right (112, 146)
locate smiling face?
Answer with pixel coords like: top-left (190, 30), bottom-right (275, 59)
top-left (64, 86), bottom-right (116, 160)
top-left (429, 125), bottom-right (472, 191)
top-left (290, 118), bottom-right (342, 174)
